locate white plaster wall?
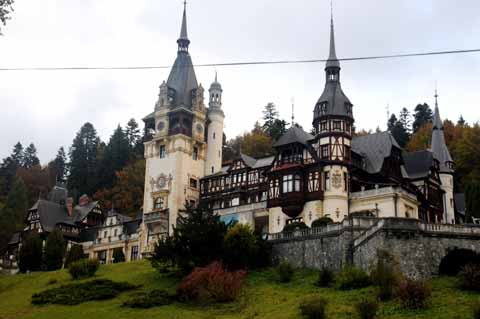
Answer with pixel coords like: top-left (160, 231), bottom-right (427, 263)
top-left (440, 174), bottom-right (455, 224)
top-left (323, 165), bottom-right (348, 222)
top-left (205, 111), bottom-right (224, 175)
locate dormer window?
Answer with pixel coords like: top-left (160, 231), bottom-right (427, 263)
top-left (346, 104), bottom-right (352, 115)
top-left (320, 103), bottom-right (327, 115)
top-left (320, 121), bottom-right (328, 132)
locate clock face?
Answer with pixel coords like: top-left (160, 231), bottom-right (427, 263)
top-left (157, 121), bottom-right (165, 131)
top-left (196, 123), bottom-right (203, 134)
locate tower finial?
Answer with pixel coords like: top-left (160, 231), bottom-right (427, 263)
top-left (291, 97), bottom-right (295, 126)
top-left (215, 70), bottom-right (218, 82)
top-left (177, 0), bottom-right (190, 52)
top-left (326, 0), bottom-right (340, 69)
top-left (434, 81), bottom-right (439, 108)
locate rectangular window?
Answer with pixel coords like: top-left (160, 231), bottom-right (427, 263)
top-left (344, 172), bottom-right (348, 192)
top-left (192, 146), bottom-right (198, 160)
top-left (104, 231), bottom-right (108, 238)
top-left (190, 178), bottom-right (198, 189)
top-left (321, 145), bottom-right (329, 159)
top-left (131, 246), bottom-right (139, 261)
top-left (344, 145), bottom-right (351, 160)
top-left (159, 145), bottom-right (166, 158)
top-left (324, 172), bottom-right (330, 191)
top-left (282, 174), bottom-right (293, 193)
top-left (320, 121), bottom-right (328, 132)
top-left (333, 120), bottom-right (342, 131)
top-left (114, 229), bottom-right (117, 236)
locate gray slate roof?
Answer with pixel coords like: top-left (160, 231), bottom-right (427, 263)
top-left (403, 150), bottom-right (435, 180)
top-left (167, 52), bottom-right (198, 109)
top-left (73, 201), bottom-right (99, 223)
top-left (273, 126), bottom-right (314, 147)
top-left (351, 132), bottom-right (400, 174)
top-left (48, 185), bottom-right (68, 205)
top-left (35, 199), bottom-right (74, 232)
top-left (431, 103), bottom-right (453, 173)
top-left (326, 18), bottom-right (340, 69)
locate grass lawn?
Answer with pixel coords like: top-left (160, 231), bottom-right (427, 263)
top-left (0, 260), bottom-right (478, 319)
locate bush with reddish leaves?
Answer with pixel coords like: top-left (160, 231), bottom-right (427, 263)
top-left (177, 261), bottom-right (246, 303)
top-left (396, 278), bottom-right (431, 310)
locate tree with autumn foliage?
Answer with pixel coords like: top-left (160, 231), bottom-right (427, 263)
top-left (241, 122), bottom-right (274, 158)
top-left (94, 159), bottom-right (145, 218)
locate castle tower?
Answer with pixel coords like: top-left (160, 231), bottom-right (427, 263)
top-left (431, 90), bottom-right (455, 223)
top-left (141, 3), bottom-right (208, 249)
top-left (312, 16), bottom-right (353, 222)
top-left (205, 73), bottom-right (225, 175)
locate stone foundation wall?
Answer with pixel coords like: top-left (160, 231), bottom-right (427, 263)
top-left (271, 217), bottom-right (480, 279)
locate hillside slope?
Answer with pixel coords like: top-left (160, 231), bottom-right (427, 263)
top-left (0, 261), bottom-right (478, 319)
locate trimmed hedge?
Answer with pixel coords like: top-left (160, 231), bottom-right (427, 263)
top-left (335, 266), bottom-right (371, 290)
top-left (122, 290), bottom-right (175, 308)
top-left (31, 279), bottom-right (137, 305)
top-left (68, 259), bottom-right (99, 280)
top-left (299, 296), bottom-right (328, 319)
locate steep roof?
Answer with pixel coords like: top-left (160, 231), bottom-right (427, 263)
top-left (431, 96), bottom-right (453, 173)
top-left (36, 199), bottom-right (74, 232)
top-left (73, 201), bottom-right (99, 223)
top-left (273, 126), bottom-right (314, 147)
top-left (167, 53), bottom-right (198, 109)
top-left (403, 150), bottom-right (435, 180)
top-left (351, 132), bottom-right (400, 174)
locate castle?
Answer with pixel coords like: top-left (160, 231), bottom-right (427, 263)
top-left (3, 5), bottom-right (465, 268)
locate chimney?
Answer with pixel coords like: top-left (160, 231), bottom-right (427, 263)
top-left (66, 197), bottom-right (74, 216)
top-left (79, 194), bottom-right (90, 206)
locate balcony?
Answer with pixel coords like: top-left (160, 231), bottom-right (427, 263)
top-left (144, 209), bottom-right (169, 223)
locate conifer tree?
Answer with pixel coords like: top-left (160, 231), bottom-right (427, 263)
top-left (44, 229), bottom-right (66, 270)
top-left (68, 123), bottom-right (101, 197)
top-left (64, 244), bottom-right (84, 267)
top-left (23, 143), bottom-right (40, 168)
top-left (125, 118), bottom-right (141, 150)
top-left (18, 233), bottom-right (43, 273)
top-left (98, 125), bottom-right (131, 189)
top-left (412, 103), bottom-right (433, 133)
top-left (52, 147), bottom-right (67, 182)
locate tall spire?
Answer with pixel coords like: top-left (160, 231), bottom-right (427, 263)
top-left (431, 86), bottom-right (453, 173)
top-left (177, 1), bottom-right (190, 52)
top-left (326, 1), bottom-right (340, 69)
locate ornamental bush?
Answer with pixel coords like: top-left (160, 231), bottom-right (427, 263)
top-left (316, 267), bottom-right (335, 287)
top-left (335, 266), bottom-right (371, 290)
top-left (68, 259), bottom-right (99, 280)
top-left (31, 279), bottom-right (136, 305)
top-left (355, 299), bottom-right (379, 319)
top-left (396, 278), bottom-right (431, 310)
top-left (223, 223), bottom-right (257, 270)
top-left (177, 261), bottom-right (246, 303)
top-left (370, 250), bottom-right (402, 301)
top-left (473, 301), bottom-right (480, 319)
top-left (458, 263), bottom-right (480, 291)
top-left (64, 244), bottom-right (84, 268)
top-left (122, 289), bottom-right (175, 308)
top-left (311, 217), bottom-right (333, 228)
top-left (44, 229), bottom-right (66, 271)
top-left (18, 233), bottom-right (43, 273)
top-left (282, 222), bottom-right (308, 233)
top-left (299, 296), bottom-right (328, 319)
top-left (276, 260), bottom-right (294, 283)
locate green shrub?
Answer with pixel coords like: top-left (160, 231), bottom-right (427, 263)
top-left (64, 244), bottom-right (84, 268)
top-left (335, 266), bottom-right (371, 290)
top-left (299, 296), bottom-right (328, 319)
top-left (122, 289), bottom-right (175, 308)
top-left (316, 267), bottom-right (335, 287)
top-left (459, 263), bottom-right (480, 291)
top-left (311, 217), bottom-right (333, 228)
top-left (177, 261), bottom-right (246, 303)
top-left (44, 229), bottom-right (66, 271)
top-left (31, 279), bottom-right (137, 305)
top-left (112, 248), bottom-right (125, 263)
top-left (473, 301), bottom-right (480, 319)
top-left (355, 299), bottom-right (379, 319)
top-left (68, 259), bottom-right (99, 280)
top-left (397, 278), bottom-right (431, 310)
top-left (223, 223), bottom-right (257, 270)
top-left (283, 222), bottom-right (308, 233)
top-left (370, 250), bottom-right (402, 301)
top-left (276, 260), bottom-right (294, 283)
top-left (18, 233), bottom-right (43, 273)
top-left (252, 232), bottom-right (272, 269)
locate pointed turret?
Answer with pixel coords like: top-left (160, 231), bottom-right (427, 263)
top-left (431, 90), bottom-right (454, 173)
top-left (177, 2), bottom-right (190, 52)
top-left (166, 3), bottom-right (198, 109)
top-left (313, 14), bottom-right (353, 126)
top-left (326, 17), bottom-right (340, 69)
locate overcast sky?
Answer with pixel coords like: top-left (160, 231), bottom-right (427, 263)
top-left (1, 0), bottom-right (479, 164)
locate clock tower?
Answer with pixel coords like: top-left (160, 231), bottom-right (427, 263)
top-left (140, 4), bottom-right (210, 252)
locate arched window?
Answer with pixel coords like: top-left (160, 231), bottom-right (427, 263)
top-left (154, 197), bottom-right (164, 210)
